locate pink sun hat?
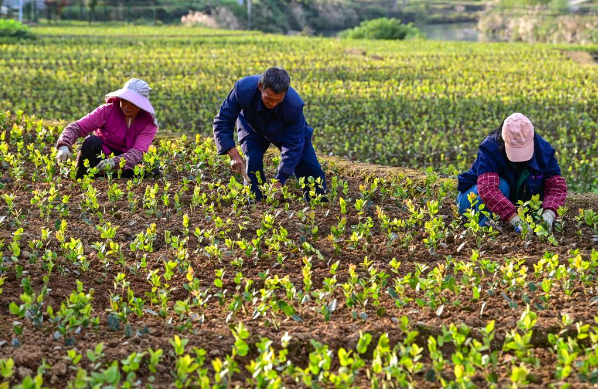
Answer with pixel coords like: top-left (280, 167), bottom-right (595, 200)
top-left (502, 113), bottom-right (535, 162)
top-left (105, 78), bottom-right (155, 115)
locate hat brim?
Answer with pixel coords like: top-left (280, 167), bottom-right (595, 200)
top-left (505, 142), bottom-right (534, 162)
top-left (106, 89), bottom-right (155, 115)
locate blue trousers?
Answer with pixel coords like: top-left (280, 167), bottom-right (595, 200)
top-left (457, 178), bottom-right (510, 226)
top-left (240, 133), bottom-right (327, 201)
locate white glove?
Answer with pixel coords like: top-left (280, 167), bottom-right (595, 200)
top-left (509, 215), bottom-right (530, 233)
top-left (542, 209), bottom-right (556, 232)
top-left (56, 146), bottom-right (71, 163)
top-left (96, 159), bottom-right (116, 173)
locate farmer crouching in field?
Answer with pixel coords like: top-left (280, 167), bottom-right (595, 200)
top-left (213, 67), bottom-right (327, 201)
top-left (457, 113), bottom-right (567, 232)
top-left (55, 78), bottom-right (159, 179)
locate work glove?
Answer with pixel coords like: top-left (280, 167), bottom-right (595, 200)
top-left (56, 146), bottom-right (71, 163)
top-left (96, 158), bottom-right (116, 173)
top-left (541, 209), bottom-right (556, 232)
top-left (509, 215), bottom-right (531, 233)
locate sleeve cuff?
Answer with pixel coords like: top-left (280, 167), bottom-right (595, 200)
top-left (503, 209), bottom-right (517, 222)
top-left (56, 142), bottom-right (72, 152)
top-left (217, 145), bottom-right (235, 156)
top-left (543, 205), bottom-right (559, 214)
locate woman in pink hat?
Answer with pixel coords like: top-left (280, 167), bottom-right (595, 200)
top-left (55, 78), bottom-right (159, 179)
top-left (457, 113), bottom-right (567, 232)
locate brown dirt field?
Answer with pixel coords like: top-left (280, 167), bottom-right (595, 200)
top-left (1, 115), bottom-right (598, 388)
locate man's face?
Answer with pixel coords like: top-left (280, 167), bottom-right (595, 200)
top-left (258, 83), bottom-right (286, 110)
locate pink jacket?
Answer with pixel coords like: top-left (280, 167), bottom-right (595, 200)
top-left (57, 97), bottom-right (158, 170)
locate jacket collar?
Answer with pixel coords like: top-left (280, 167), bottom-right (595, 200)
top-left (524, 137), bottom-right (542, 171)
top-left (506, 148), bottom-right (540, 173)
top-left (525, 152), bottom-right (540, 171)
top-left (503, 136), bottom-right (541, 172)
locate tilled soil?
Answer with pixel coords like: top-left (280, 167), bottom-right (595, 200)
top-left (0, 125), bottom-right (598, 388)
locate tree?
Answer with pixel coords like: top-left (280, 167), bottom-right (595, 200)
top-left (86, 0), bottom-right (98, 23)
top-left (44, 0), bottom-right (67, 21)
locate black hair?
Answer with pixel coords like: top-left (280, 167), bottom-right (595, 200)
top-left (488, 119), bottom-right (506, 153)
top-left (258, 67), bottom-right (290, 94)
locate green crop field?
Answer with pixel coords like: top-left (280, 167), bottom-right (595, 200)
top-left (0, 111), bottom-right (597, 388)
top-left (1, 24), bottom-right (597, 192)
top-left (1, 25), bottom-right (598, 388)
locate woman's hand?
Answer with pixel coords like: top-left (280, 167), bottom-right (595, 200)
top-left (96, 158), bottom-right (116, 173)
top-left (541, 209), bottom-right (556, 231)
top-left (508, 214), bottom-right (531, 233)
top-left (56, 146), bottom-right (71, 163)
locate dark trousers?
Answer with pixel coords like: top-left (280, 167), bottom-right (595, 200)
top-left (76, 135), bottom-right (159, 179)
top-left (240, 133), bottom-right (327, 201)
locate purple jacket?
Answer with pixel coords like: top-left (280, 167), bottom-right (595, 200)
top-left (56, 97), bottom-right (157, 170)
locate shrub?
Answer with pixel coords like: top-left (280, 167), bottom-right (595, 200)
top-left (338, 18), bottom-right (423, 40)
top-left (0, 19), bottom-right (33, 39)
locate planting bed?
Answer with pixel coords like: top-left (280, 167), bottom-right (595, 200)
top-left (0, 112), bottom-right (597, 388)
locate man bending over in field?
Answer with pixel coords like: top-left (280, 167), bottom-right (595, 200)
top-left (55, 78), bottom-right (159, 179)
top-left (213, 67), bottom-right (327, 201)
top-left (457, 113), bottom-right (567, 232)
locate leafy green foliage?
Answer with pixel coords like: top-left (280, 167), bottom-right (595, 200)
top-left (1, 25), bottom-right (596, 192)
top-left (339, 17), bottom-right (423, 40)
top-left (0, 20), bottom-right (33, 39)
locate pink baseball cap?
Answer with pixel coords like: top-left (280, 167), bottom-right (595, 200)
top-left (502, 113), bottom-right (534, 162)
top-left (105, 78), bottom-right (155, 115)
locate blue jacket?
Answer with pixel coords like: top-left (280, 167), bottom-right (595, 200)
top-left (213, 75), bottom-right (314, 183)
top-left (457, 133), bottom-right (561, 203)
